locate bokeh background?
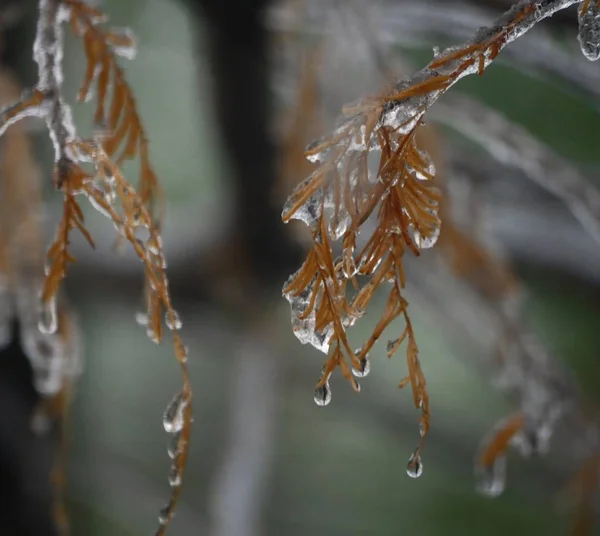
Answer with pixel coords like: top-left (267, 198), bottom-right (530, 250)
top-left (2, 0), bottom-right (600, 534)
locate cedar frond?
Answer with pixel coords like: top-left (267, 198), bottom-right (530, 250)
top-left (0, 2), bottom-right (191, 532)
top-left (42, 161), bottom-right (93, 311)
top-left (284, 117), bottom-right (440, 458)
top-left (64, 0), bottom-right (163, 221)
top-left (63, 141), bottom-right (192, 534)
top-left (475, 413), bottom-right (525, 497)
top-left (282, 0), bottom-right (587, 476)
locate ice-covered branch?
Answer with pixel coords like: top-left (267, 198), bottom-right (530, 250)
top-left (281, 0), bottom-right (588, 475)
top-left (34, 0), bottom-right (76, 169)
top-left (0, 1), bottom-right (192, 533)
top-left (432, 95), bottom-right (600, 244)
top-left (376, 0), bottom-right (585, 134)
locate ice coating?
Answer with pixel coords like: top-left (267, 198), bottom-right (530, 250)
top-left (578, 0), bottom-right (600, 60)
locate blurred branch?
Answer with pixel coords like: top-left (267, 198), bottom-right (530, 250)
top-left (269, 0), bottom-right (600, 109)
top-left (432, 95), bottom-right (600, 244)
top-left (208, 319), bottom-right (282, 536)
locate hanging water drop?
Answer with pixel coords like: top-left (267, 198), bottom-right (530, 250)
top-left (163, 391), bottom-right (187, 434)
top-left (419, 420), bottom-right (427, 438)
top-left (147, 236), bottom-right (162, 255)
top-left (475, 455), bottom-right (506, 497)
top-left (406, 450), bottom-right (423, 478)
top-left (314, 382), bottom-right (331, 406)
top-left (107, 27), bottom-right (137, 60)
top-left (38, 298), bottom-right (57, 334)
top-left (135, 311), bottom-right (148, 326)
top-left (165, 310), bottom-right (182, 331)
top-left (352, 355), bottom-right (370, 378)
top-left (158, 507), bottom-right (169, 526)
top-left (168, 462), bottom-right (181, 487)
top-left (168, 431), bottom-right (181, 459)
top-left (146, 326), bottom-right (160, 344)
top-left (158, 498), bottom-right (176, 527)
top-left (386, 338), bottom-right (398, 354)
top-left (578, 0), bottom-right (600, 61)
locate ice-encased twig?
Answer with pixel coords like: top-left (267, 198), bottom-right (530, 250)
top-left (0, 2), bottom-right (192, 534)
top-left (578, 0), bottom-right (600, 60)
top-left (34, 0), bottom-right (77, 169)
top-left (380, 0), bottom-right (585, 130)
top-left (283, 0), bottom-right (587, 362)
top-left (271, 0), bottom-right (600, 103)
top-left (432, 95), bottom-right (600, 245)
top-left (406, 253), bottom-right (599, 489)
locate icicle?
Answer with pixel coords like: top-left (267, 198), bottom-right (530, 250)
top-left (475, 455), bottom-right (506, 497)
top-left (282, 172), bottom-right (324, 228)
top-left (283, 273), bottom-right (334, 354)
top-left (38, 297), bottom-right (57, 334)
top-left (20, 324), bottom-right (64, 396)
top-left (578, 0), bottom-right (600, 61)
top-left (165, 310), bottom-right (182, 331)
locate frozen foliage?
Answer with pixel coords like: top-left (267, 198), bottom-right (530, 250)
top-left (0, 1), bottom-right (190, 534)
top-left (280, 0), bottom-right (599, 511)
top-left (578, 0), bottom-right (600, 60)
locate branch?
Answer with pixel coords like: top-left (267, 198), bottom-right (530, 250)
top-left (282, 0), bottom-right (586, 474)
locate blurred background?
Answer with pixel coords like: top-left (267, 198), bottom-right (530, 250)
top-left (1, 0), bottom-right (600, 534)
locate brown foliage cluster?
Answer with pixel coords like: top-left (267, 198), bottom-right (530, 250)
top-left (0, 1), bottom-right (191, 534)
top-left (281, 0), bottom-right (600, 511)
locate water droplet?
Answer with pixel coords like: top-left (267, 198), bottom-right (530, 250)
top-left (578, 0), bottom-right (600, 61)
top-left (165, 311), bottom-right (182, 331)
top-left (146, 326), bottom-right (160, 344)
top-left (147, 236), bottom-right (162, 255)
top-left (108, 27), bottom-right (138, 60)
top-left (168, 463), bottom-right (181, 487)
top-left (406, 450), bottom-right (423, 478)
top-left (168, 431), bottom-right (181, 459)
top-left (419, 421), bottom-right (427, 438)
top-left (176, 344), bottom-right (189, 363)
top-left (38, 298), bottom-right (57, 334)
top-left (163, 391), bottom-right (187, 434)
top-left (475, 456), bottom-right (506, 497)
top-left (352, 355), bottom-right (370, 378)
top-left (158, 508), bottom-right (169, 526)
top-left (342, 253), bottom-right (357, 278)
top-left (410, 224), bottom-right (440, 250)
top-left (158, 499), bottom-right (175, 526)
top-left (432, 45), bottom-right (440, 57)
top-left (135, 311), bottom-right (148, 326)
top-left (314, 382), bottom-right (331, 406)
